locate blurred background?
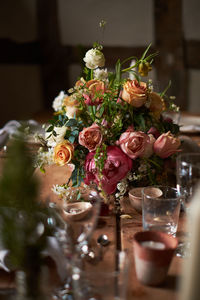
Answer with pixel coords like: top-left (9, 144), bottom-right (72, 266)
top-left (0, 0), bottom-right (200, 127)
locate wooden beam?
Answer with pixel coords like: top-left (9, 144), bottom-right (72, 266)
top-left (154, 0), bottom-right (188, 110)
top-left (36, 0), bottom-right (69, 109)
top-left (185, 40), bottom-right (200, 69)
top-left (1, 41), bottom-right (200, 69)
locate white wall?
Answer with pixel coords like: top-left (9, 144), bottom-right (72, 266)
top-left (58, 0), bottom-right (154, 47)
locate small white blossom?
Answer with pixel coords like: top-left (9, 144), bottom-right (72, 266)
top-left (83, 48), bottom-right (105, 69)
top-left (35, 148), bottom-right (54, 168)
top-left (52, 184), bottom-right (69, 197)
top-left (45, 126), bottom-right (67, 147)
top-left (94, 68), bottom-right (108, 81)
top-left (52, 91), bottom-right (67, 112)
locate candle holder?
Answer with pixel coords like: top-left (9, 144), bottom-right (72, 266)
top-left (133, 231), bottom-right (178, 286)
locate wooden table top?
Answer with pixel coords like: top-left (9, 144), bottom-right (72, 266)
top-left (1, 111), bottom-right (200, 299)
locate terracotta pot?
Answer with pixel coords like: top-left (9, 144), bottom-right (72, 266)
top-left (133, 231), bottom-right (178, 286)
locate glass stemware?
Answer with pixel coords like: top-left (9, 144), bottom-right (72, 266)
top-left (49, 186), bottom-right (102, 299)
top-left (176, 153), bottom-right (200, 257)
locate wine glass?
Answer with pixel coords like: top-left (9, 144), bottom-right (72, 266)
top-left (176, 153), bottom-right (200, 257)
top-left (49, 185), bottom-right (102, 299)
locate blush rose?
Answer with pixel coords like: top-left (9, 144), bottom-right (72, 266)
top-left (79, 123), bottom-right (103, 152)
top-left (84, 146), bottom-right (132, 194)
top-left (153, 131), bottom-right (181, 158)
top-left (117, 127), bottom-right (155, 159)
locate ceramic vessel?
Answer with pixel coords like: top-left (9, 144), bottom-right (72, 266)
top-left (129, 187), bottom-right (162, 214)
top-left (133, 231), bottom-right (178, 286)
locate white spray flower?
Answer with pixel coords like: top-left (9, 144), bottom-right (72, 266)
top-left (45, 126), bottom-right (67, 147)
top-left (52, 91), bottom-right (67, 112)
top-left (35, 147), bottom-right (54, 169)
top-left (83, 48), bottom-right (105, 69)
top-left (93, 68), bottom-right (108, 81)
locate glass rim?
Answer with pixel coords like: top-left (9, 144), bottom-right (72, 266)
top-left (142, 186), bottom-right (181, 201)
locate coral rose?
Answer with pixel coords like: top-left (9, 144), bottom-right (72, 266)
top-left (117, 127), bottom-right (154, 159)
top-left (153, 131), bottom-right (181, 158)
top-left (149, 92), bottom-right (166, 119)
top-left (63, 94), bottom-right (80, 119)
top-left (84, 146), bottom-right (132, 194)
top-left (83, 80), bottom-right (106, 105)
top-left (121, 80), bottom-right (147, 107)
top-left (53, 141), bottom-right (74, 166)
top-left (79, 123), bottom-right (102, 151)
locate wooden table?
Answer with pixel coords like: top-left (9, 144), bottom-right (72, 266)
top-left (1, 112), bottom-right (200, 299)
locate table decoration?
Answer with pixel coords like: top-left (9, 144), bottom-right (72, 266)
top-left (35, 40), bottom-right (181, 208)
top-left (133, 231), bottom-right (178, 286)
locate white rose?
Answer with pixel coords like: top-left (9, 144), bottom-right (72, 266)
top-left (52, 91), bottom-right (67, 112)
top-left (83, 49), bottom-right (105, 69)
top-left (94, 68), bottom-right (108, 81)
top-left (46, 126), bottom-right (67, 147)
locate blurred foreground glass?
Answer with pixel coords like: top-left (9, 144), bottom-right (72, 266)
top-left (142, 186), bottom-right (181, 236)
top-left (72, 251), bottom-right (129, 300)
top-left (49, 187), bottom-right (102, 299)
top-left (176, 153), bottom-right (200, 212)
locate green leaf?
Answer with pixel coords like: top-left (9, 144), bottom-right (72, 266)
top-left (141, 43), bottom-right (152, 60)
top-left (115, 59), bottom-right (121, 83)
top-left (66, 119), bottom-right (77, 127)
top-left (99, 106), bottom-right (105, 118)
top-left (52, 130), bottom-right (57, 137)
top-left (71, 129), bottom-right (79, 137)
top-left (46, 125), bottom-right (53, 132)
top-left (69, 135), bottom-right (76, 144)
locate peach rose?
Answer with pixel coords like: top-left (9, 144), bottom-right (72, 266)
top-left (63, 94), bottom-right (80, 119)
top-left (84, 80), bottom-right (106, 105)
top-left (79, 123), bottom-right (102, 151)
top-left (153, 131), bottom-right (181, 158)
top-left (53, 141), bottom-right (74, 166)
top-left (149, 92), bottom-right (166, 119)
top-left (121, 80), bottom-right (147, 107)
top-left (117, 127), bottom-right (154, 159)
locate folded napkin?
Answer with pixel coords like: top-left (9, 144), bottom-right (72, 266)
top-left (179, 115), bottom-right (200, 133)
top-left (0, 120), bottom-right (45, 149)
top-left (180, 125), bottom-right (200, 133)
top-left (0, 237), bottom-right (67, 282)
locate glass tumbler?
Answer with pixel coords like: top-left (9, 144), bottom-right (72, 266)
top-left (142, 186), bottom-right (181, 236)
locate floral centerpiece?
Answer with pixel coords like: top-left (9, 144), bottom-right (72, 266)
top-left (36, 42), bottom-right (180, 204)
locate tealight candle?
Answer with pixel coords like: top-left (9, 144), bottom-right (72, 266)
top-left (140, 240), bottom-right (166, 250)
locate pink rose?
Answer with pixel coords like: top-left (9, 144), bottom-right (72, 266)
top-left (79, 123), bottom-right (102, 151)
top-left (121, 80), bottom-right (147, 107)
top-left (84, 146), bottom-right (132, 194)
top-left (153, 131), bottom-right (181, 158)
top-left (117, 128), bottom-right (154, 159)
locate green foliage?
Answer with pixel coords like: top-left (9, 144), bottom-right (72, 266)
top-left (0, 133), bottom-right (53, 270)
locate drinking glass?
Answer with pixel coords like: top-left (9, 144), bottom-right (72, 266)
top-left (176, 153), bottom-right (200, 212)
top-left (72, 251), bottom-right (129, 300)
top-left (176, 153), bottom-right (200, 257)
top-left (49, 186), bottom-right (102, 299)
top-left (142, 186), bottom-right (181, 236)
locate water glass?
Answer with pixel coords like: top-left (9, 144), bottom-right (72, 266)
top-left (176, 153), bottom-right (200, 212)
top-left (72, 251), bottom-right (129, 300)
top-left (142, 186), bottom-right (181, 236)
